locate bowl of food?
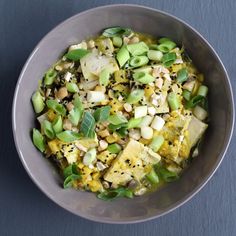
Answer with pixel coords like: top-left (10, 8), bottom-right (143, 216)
top-left (12, 4), bottom-right (234, 223)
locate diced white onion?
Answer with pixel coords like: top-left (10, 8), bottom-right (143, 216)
top-left (87, 91), bottom-right (106, 103)
top-left (147, 107), bottom-right (156, 116)
top-left (134, 106), bottom-right (147, 118)
top-left (141, 126), bottom-right (153, 139)
top-left (64, 72), bottom-right (72, 82)
top-left (151, 116), bottom-right (165, 131)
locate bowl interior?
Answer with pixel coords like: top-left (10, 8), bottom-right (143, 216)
top-left (13, 5), bottom-right (234, 223)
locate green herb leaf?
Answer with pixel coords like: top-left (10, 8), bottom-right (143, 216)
top-left (32, 128), bottom-right (45, 152)
top-left (102, 27), bottom-right (132, 38)
top-left (63, 174), bottom-right (81, 188)
top-left (97, 187), bottom-right (133, 201)
top-left (93, 106), bottom-right (111, 122)
top-left (80, 111), bottom-right (96, 138)
top-left (56, 130), bottom-right (81, 142)
top-left (46, 99), bottom-right (66, 116)
top-left (65, 49), bottom-right (89, 61)
top-left (154, 164), bottom-right (179, 182)
top-left (108, 114), bottom-right (128, 125)
top-left (185, 95), bottom-right (205, 109)
top-left (63, 164), bottom-right (80, 178)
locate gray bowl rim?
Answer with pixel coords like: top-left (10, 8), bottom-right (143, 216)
top-left (12, 3), bottom-right (235, 224)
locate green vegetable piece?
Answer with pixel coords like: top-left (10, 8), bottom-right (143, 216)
top-left (102, 27), bottom-right (132, 37)
top-left (127, 117), bottom-right (142, 129)
top-left (66, 83), bottom-right (79, 93)
top-left (147, 50), bottom-right (163, 61)
top-left (80, 111), bottom-right (96, 138)
top-left (149, 135), bottom-right (164, 152)
top-left (154, 164), bottom-right (179, 182)
top-left (32, 91), bottom-right (45, 113)
top-left (167, 92), bottom-right (179, 110)
top-left (99, 68), bottom-right (111, 87)
top-left (83, 148), bottom-right (96, 166)
top-left (108, 123), bottom-right (127, 132)
top-left (56, 130), bottom-right (81, 142)
top-left (93, 106), bottom-right (111, 122)
top-left (161, 52), bottom-right (177, 67)
top-left (126, 89), bottom-right (144, 104)
top-left (65, 49), bottom-right (89, 61)
top-left (116, 46), bottom-right (130, 67)
top-left (63, 174), bottom-right (81, 189)
top-left (158, 37), bottom-right (172, 44)
top-left (182, 89), bottom-right (191, 101)
top-left (127, 42), bottom-right (149, 56)
top-left (133, 71), bottom-right (155, 84)
top-left (32, 128), bottom-right (45, 152)
top-left (146, 168), bottom-right (159, 184)
top-left (197, 85), bottom-right (208, 97)
top-left (129, 56), bottom-right (149, 68)
top-left (52, 115), bottom-right (63, 133)
top-left (186, 95), bottom-right (205, 109)
top-left (112, 36), bottom-right (123, 47)
top-left (41, 120), bottom-right (55, 139)
top-left (107, 143), bottom-right (122, 154)
top-left (97, 187), bottom-right (133, 201)
top-left (46, 99), bottom-right (66, 116)
top-left (73, 94), bottom-right (83, 109)
top-left (176, 68), bottom-right (188, 83)
top-left (108, 114), bottom-right (128, 125)
top-left (68, 107), bottom-right (82, 126)
top-left (157, 40), bottom-right (176, 53)
top-left (44, 69), bottom-right (57, 86)
top-left (63, 164), bottom-right (80, 178)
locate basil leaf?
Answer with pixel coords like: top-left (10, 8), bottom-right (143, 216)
top-left (65, 49), bottom-right (89, 61)
top-left (154, 164), bottom-right (179, 182)
top-left (185, 95), bottom-right (205, 109)
top-left (93, 106), bottom-right (111, 122)
top-left (63, 174), bottom-right (81, 188)
top-left (97, 187), bottom-right (133, 201)
top-left (63, 164), bottom-right (79, 178)
top-left (56, 130), bottom-right (81, 142)
top-left (80, 111), bottom-right (96, 138)
top-left (46, 99), bottom-right (66, 116)
top-left (102, 27), bottom-right (132, 38)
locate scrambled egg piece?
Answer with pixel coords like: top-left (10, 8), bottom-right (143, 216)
top-left (104, 139), bottom-right (161, 186)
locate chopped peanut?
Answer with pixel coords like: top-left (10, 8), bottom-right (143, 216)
top-left (56, 87), bottom-right (68, 100)
top-left (63, 119), bottom-right (72, 130)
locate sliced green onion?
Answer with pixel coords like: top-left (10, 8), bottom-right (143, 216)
top-left (127, 42), bottom-right (149, 56)
top-left (149, 135), bottom-right (164, 152)
top-left (193, 105), bottom-right (208, 120)
top-left (149, 44), bottom-right (159, 50)
top-left (32, 128), bottom-right (45, 152)
top-left (41, 120), bottom-right (55, 139)
top-left (158, 37), bottom-right (172, 44)
top-left (73, 94), bottom-right (83, 109)
top-left (80, 111), bottom-right (96, 138)
top-left (32, 91), bottom-right (45, 114)
top-left (68, 107), bottom-right (82, 126)
top-left (154, 164), bottom-right (179, 182)
top-left (182, 89), bottom-right (191, 101)
top-left (63, 174), bottom-right (81, 189)
top-left (126, 89), bottom-right (144, 104)
top-left (56, 130), bottom-right (81, 142)
top-left (93, 106), bottom-right (111, 122)
top-left (97, 187), bottom-right (133, 201)
top-left (127, 117), bottom-right (143, 129)
top-left (66, 83), bottom-right (79, 93)
top-left (107, 143), bottom-right (122, 154)
top-left (99, 68), bottom-right (110, 87)
top-left (130, 56), bottom-right (149, 68)
top-left (161, 52), bottom-right (177, 67)
top-left (108, 123), bottom-right (127, 132)
top-left (147, 50), bottom-right (163, 61)
top-left (52, 115), bottom-right (63, 133)
top-left (44, 69), bottom-right (57, 86)
top-left (46, 99), bottom-right (66, 116)
top-left (197, 85), bottom-right (208, 97)
top-left (167, 92), bottom-right (179, 110)
top-left (65, 49), bottom-right (89, 61)
top-left (186, 95), bottom-right (205, 109)
top-left (133, 71), bottom-right (155, 84)
top-left (102, 27), bottom-right (132, 38)
top-left (63, 164), bottom-right (80, 178)
top-left (116, 46), bottom-right (130, 67)
top-left (108, 114), bottom-right (128, 125)
top-left (176, 68), bottom-right (188, 83)
top-left (112, 36), bottom-right (123, 47)
top-left (83, 148), bottom-right (96, 166)
top-left (146, 169), bottom-right (159, 184)
top-left (157, 40), bottom-right (176, 53)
